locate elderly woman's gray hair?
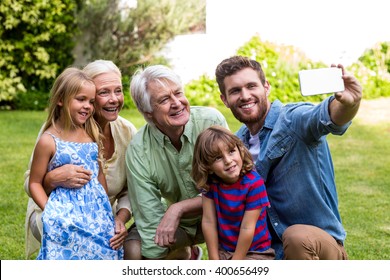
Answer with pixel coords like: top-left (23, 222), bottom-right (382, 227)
top-left (83, 59), bottom-right (122, 79)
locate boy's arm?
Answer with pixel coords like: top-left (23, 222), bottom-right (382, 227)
top-left (232, 208), bottom-right (261, 260)
top-left (202, 195), bottom-right (219, 260)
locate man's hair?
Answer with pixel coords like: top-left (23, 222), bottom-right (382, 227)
top-left (215, 55), bottom-right (266, 96)
top-left (130, 65), bottom-right (182, 121)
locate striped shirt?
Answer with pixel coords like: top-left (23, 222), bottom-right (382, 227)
top-left (204, 170), bottom-right (271, 252)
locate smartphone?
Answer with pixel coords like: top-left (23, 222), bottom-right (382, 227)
top-left (298, 67), bottom-right (345, 96)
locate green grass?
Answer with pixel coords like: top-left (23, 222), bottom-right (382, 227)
top-left (0, 107), bottom-right (389, 260)
top-left (328, 122), bottom-right (390, 259)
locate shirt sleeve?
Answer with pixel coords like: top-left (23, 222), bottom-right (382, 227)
top-left (110, 117), bottom-right (137, 215)
top-left (287, 96), bottom-right (351, 142)
top-left (246, 173), bottom-right (270, 211)
top-left (125, 142), bottom-right (168, 259)
top-left (213, 107), bottom-right (230, 129)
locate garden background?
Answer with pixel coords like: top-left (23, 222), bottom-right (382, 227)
top-left (0, 0), bottom-right (389, 260)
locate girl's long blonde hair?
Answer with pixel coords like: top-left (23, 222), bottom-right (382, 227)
top-left (191, 125), bottom-right (254, 191)
top-left (43, 67), bottom-right (101, 148)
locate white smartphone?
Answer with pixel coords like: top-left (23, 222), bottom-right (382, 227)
top-left (298, 67), bottom-right (345, 96)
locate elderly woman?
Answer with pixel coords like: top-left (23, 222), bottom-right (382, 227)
top-left (24, 60), bottom-right (140, 259)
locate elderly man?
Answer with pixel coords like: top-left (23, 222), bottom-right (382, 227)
top-left (125, 65), bottom-right (228, 259)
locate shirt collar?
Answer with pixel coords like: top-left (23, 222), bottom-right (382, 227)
top-left (148, 124), bottom-right (166, 146)
top-left (182, 112), bottom-right (194, 144)
top-left (236, 100), bottom-right (283, 143)
top-left (263, 100), bottom-right (283, 129)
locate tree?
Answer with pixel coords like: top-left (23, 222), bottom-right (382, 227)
top-left (0, 0), bottom-right (80, 105)
top-left (75, 0), bottom-right (206, 77)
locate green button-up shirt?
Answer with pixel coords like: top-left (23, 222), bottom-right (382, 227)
top-left (126, 106), bottom-right (228, 258)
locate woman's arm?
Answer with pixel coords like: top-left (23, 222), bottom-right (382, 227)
top-left (110, 208), bottom-right (131, 250)
top-left (232, 208), bottom-right (261, 260)
top-left (42, 165), bottom-right (92, 194)
top-left (202, 196), bottom-right (220, 260)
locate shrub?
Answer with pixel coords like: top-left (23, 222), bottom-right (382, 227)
top-left (13, 90), bottom-right (50, 111)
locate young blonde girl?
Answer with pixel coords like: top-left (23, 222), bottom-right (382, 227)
top-left (28, 67), bottom-right (123, 259)
top-left (191, 125), bottom-right (274, 260)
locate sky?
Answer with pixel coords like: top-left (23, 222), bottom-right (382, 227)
top-left (166, 0), bottom-right (390, 83)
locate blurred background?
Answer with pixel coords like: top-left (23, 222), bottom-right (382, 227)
top-left (1, 0), bottom-right (390, 110)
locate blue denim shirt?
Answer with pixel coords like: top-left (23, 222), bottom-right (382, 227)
top-left (236, 96), bottom-right (350, 259)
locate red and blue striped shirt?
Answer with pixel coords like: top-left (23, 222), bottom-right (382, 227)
top-left (204, 169), bottom-right (271, 252)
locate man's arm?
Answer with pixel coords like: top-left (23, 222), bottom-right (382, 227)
top-left (126, 143), bottom-right (168, 259)
top-left (154, 196), bottom-right (202, 247)
top-left (329, 64), bottom-right (362, 126)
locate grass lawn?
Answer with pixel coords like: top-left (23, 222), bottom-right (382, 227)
top-left (0, 105), bottom-right (389, 260)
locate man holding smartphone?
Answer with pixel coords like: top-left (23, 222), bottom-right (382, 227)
top-left (215, 55), bottom-right (362, 260)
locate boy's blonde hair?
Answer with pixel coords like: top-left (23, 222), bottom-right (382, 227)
top-left (191, 125), bottom-right (254, 191)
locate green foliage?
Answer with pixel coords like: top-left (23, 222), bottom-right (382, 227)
top-left (185, 75), bottom-right (224, 107)
top-left (348, 42), bottom-right (390, 99)
top-left (13, 90), bottom-right (49, 111)
top-left (121, 75), bottom-right (137, 110)
top-left (0, 0), bottom-right (80, 104)
top-left (76, 0), bottom-right (206, 78)
top-left (184, 35), bottom-right (330, 106)
top-left (185, 36), bottom-right (390, 106)
top-left (236, 36), bottom-right (330, 103)
top-left (359, 41), bottom-right (390, 73)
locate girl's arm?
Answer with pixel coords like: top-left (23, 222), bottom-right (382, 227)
top-left (201, 195), bottom-right (219, 260)
top-left (24, 123), bottom-right (91, 197)
top-left (232, 208), bottom-right (261, 260)
top-left (98, 161), bottom-right (108, 194)
top-left (28, 134), bottom-right (55, 211)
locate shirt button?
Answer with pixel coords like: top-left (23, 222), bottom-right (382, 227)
top-left (274, 223), bottom-right (279, 226)
top-left (281, 148), bottom-right (285, 152)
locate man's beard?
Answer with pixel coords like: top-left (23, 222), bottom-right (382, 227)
top-left (231, 100), bottom-right (267, 125)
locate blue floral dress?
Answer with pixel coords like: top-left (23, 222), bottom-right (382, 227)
top-left (37, 133), bottom-right (123, 260)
